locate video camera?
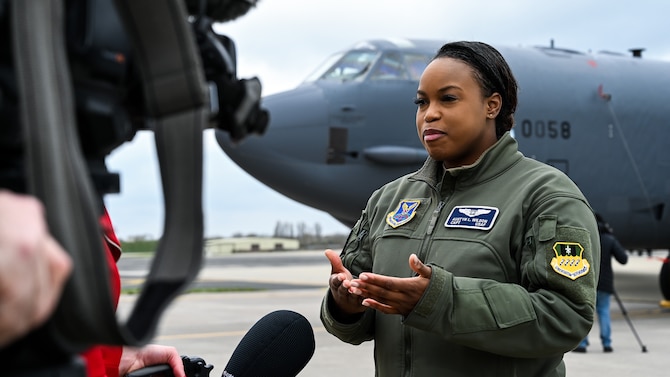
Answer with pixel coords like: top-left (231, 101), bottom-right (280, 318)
top-left (0, 0), bottom-right (268, 196)
top-left (125, 356), bottom-right (214, 377)
top-left (0, 0), bottom-right (267, 374)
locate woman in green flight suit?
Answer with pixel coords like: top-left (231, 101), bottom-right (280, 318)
top-left (321, 41), bottom-right (600, 377)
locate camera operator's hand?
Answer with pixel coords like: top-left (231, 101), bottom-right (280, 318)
top-left (119, 344), bottom-right (186, 377)
top-left (0, 190), bottom-right (73, 348)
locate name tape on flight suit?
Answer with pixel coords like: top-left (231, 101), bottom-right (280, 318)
top-left (445, 206), bottom-right (499, 230)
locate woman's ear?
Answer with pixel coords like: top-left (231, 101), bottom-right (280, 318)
top-left (486, 93), bottom-right (502, 118)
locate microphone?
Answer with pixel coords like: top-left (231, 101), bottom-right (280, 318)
top-left (222, 310), bottom-right (315, 377)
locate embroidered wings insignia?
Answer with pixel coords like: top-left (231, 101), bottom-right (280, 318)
top-left (458, 208), bottom-right (492, 217)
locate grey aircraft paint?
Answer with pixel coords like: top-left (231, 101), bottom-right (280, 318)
top-left (215, 38), bottom-right (670, 298)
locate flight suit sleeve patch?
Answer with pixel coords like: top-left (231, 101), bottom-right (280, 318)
top-left (544, 223), bottom-right (593, 284)
top-left (550, 241), bottom-right (590, 280)
top-left (524, 214), bottom-right (597, 307)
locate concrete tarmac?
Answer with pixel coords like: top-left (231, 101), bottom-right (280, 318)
top-left (117, 250), bottom-right (670, 376)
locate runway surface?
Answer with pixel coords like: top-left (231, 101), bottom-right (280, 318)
top-left (117, 250), bottom-right (670, 376)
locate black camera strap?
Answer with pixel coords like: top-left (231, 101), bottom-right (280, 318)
top-left (12, 0), bottom-right (207, 351)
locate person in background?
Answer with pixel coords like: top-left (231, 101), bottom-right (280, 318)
top-left (321, 41), bottom-right (600, 376)
top-left (574, 213), bottom-right (628, 353)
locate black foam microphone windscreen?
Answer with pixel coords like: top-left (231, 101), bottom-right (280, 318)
top-left (222, 310), bottom-right (315, 377)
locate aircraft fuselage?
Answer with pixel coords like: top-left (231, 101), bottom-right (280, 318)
top-left (216, 39), bottom-right (670, 251)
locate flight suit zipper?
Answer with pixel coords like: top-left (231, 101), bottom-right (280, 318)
top-left (417, 200), bottom-right (445, 262)
top-left (404, 199), bottom-right (446, 377)
top-left (427, 201), bottom-right (446, 235)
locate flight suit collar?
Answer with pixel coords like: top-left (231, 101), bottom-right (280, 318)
top-left (411, 132), bottom-right (523, 189)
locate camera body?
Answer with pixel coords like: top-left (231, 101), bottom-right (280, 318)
top-left (0, 0), bottom-right (268, 195)
top-left (125, 356), bottom-right (214, 377)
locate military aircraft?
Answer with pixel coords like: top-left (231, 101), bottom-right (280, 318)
top-left (214, 38), bottom-right (670, 300)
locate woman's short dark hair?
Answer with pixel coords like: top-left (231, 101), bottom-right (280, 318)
top-left (433, 41), bottom-right (518, 139)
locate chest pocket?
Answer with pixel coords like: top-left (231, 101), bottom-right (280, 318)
top-left (371, 197), bottom-right (431, 276)
top-left (428, 237), bottom-right (510, 282)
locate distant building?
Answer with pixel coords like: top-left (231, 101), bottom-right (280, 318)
top-left (205, 237), bottom-right (300, 255)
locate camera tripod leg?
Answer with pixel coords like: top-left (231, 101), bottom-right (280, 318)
top-left (612, 290), bottom-right (648, 352)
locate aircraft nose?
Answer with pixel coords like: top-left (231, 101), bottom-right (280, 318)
top-left (215, 84), bottom-right (328, 161)
top-left (214, 84), bottom-right (335, 207)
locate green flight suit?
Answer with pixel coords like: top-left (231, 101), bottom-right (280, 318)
top-left (321, 132), bottom-right (600, 377)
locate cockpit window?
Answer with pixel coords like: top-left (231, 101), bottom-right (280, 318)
top-left (303, 52), bottom-right (345, 83)
top-left (370, 52), bottom-right (407, 80)
top-left (304, 50), bottom-right (432, 83)
top-left (366, 52), bottom-right (432, 81)
top-left (404, 53), bottom-right (433, 80)
top-left (317, 50), bottom-right (379, 82)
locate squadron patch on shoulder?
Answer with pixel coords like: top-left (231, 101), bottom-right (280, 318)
top-left (550, 242), bottom-right (590, 280)
top-left (444, 206), bottom-right (499, 230)
top-left (386, 199), bottom-right (421, 228)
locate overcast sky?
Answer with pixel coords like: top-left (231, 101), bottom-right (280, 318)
top-left (103, 0), bottom-right (670, 240)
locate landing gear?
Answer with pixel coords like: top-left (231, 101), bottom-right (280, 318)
top-left (660, 250), bottom-right (670, 305)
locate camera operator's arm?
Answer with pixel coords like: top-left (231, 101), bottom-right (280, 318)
top-left (119, 345), bottom-right (185, 377)
top-left (80, 210), bottom-right (185, 377)
top-left (0, 190), bottom-right (73, 348)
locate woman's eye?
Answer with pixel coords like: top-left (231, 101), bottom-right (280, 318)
top-left (413, 98), bottom-right (427, 106)
top-left (441, 95), bottom-right (456, 102)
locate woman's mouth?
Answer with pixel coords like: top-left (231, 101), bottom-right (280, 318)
top-left (423, 129), bottom-right (445, 142)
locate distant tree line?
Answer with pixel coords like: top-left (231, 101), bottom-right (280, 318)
top-left (121, 239), bottom-right (159, 253)
top-left (271, 221), bottom-right (347, 248)
top-left (121, 221), bottom-right (348, 252)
